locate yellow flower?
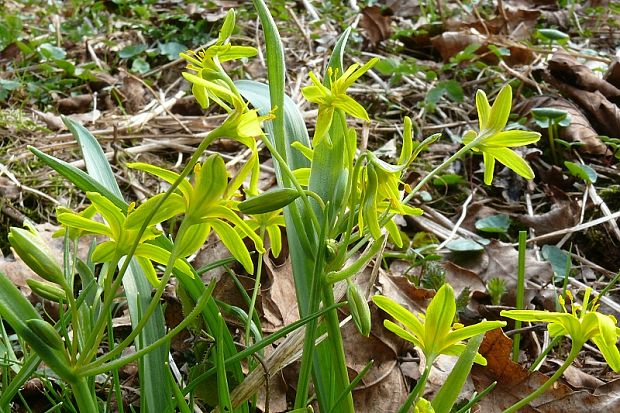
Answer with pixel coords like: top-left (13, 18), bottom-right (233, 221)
top-left (374, 284), bottom-right (506, 365)
top-left (502, 288), bottom-right (620, 372)
top-left (302, 58), bottom-right (379, 146)
top-left (463, 85), bottom-right (541, 185)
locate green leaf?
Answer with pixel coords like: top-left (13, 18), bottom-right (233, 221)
top-left (432, 333), bottom-right (485, 413)
top-left (537, 28), bottom-right (569, 42)
top-left (131, 57), bottom-right (150, 74)
top-left (39, 43), bottom-right (66, 60)
top-left (565, 161), bottom-right (597, 183)
top-left (445, 239), bottom-right (484, 252)
top-left (475, 214), bottom-right (511, 233)
top-left (119, 44), bottom-right (147, 59)
top-left (158, 42), bottom-right (186, 60)
top-left (541, 245), bottom-right (571, 280)
top-left (432, 173), bottom-right (466, 186)
top-left (443, 80), bottom-right (464, 102)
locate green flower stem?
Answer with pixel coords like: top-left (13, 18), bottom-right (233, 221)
top-left (324, 236), bottom-right (384, 284)
top-left (333, 154), bottom-right (366, 269)
top-left (245, 227), bottom-right (265, 349)
top-left (183, 302), bottom-right (343, 396)
top-left (261, 135), bottom-right (321, 233)
top-left (513, 231), bottom-right (527, 362)
top-left (502, 344), bottom-right (581, 413)
top-left (78, 279), bottom-right (214, 377)
top-left (79, 256), bottom-right (121, 364)
top-left (294, 211), bottom-right (330, 409)
top-left (548, 121), bottom-right (558, 165)
top-left (84, 220), bottom-right (193, 369)
top-left (530, 335), bottom-right (562, 372)
top-left (406, 135), bottom-right (484, 201)
top-left (320, 281), bottom-right (355, 413)
top-left (398, 363), bottom-right (432, 413)
top-left (344, 135), bottom-right (485, 246)
top-left (71, 376), bottom-right (98, 412)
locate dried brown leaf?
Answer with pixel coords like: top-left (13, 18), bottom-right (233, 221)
top-left (360, 6), bottom-right (392, 48)
top-left (261, 256), bottom-right (299, 330)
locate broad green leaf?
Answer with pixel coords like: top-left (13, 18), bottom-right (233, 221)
top-left (537, 28), bottom-right (569, 42)
top-left (541, 244), bottom-right (571, 280)
top-left (445, 239), bottom-right (484, 252)
top-left (119, 44), bottom-right (147, 59)
top-left (475, 214), bottom-right (511, 233)
top-left (432, 173), bottom-right (466, 186)
top-left (565, 161), bottom-right (597, 183)
top-left (39, 43), bottom-right (66, 60)
top-left (158, 42), bottom-right (186, 60)
top-left (131, 57), bottom-right (150, 74)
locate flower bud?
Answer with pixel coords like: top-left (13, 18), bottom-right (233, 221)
top-left (26, 279), bottom-right (67, 303)
top-left (8, 227), bottom-right (65, 286)
top-left (25, 319), bottom-right (65, 351)
top-left (238, 188), bottom-right (300, 215)
top-left (347, 282), bottom-right (371, 337)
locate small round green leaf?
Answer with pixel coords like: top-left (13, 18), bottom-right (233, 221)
top-left (564, 161), bottom-right (597, 183)
top-left (475, 214), bottom-right (511, 233)
top-left (445, 239), bottom-right (484, 252)
top-left (119, 44), bottom-right (147, 59)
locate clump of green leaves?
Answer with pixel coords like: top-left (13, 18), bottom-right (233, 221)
top-left (487, 277), bottom-right (507, 305)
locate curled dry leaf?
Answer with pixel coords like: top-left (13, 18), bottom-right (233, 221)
top-left (359, 6), bottom-right (392, 48)
top-left (57, 94), bottom-right (93, 114)
top-left (541, 52), bottom-right (620, 149)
